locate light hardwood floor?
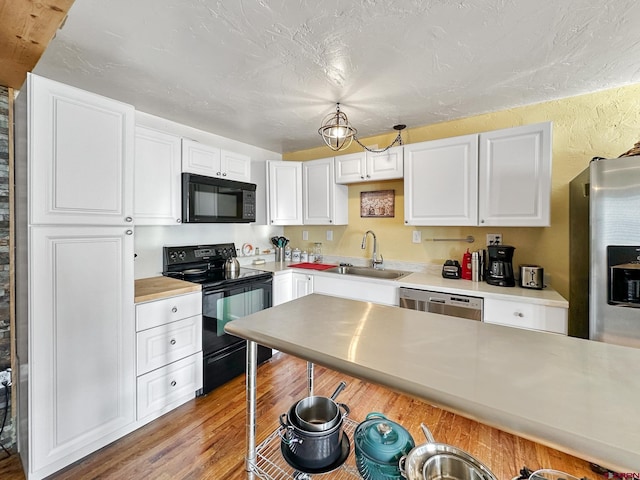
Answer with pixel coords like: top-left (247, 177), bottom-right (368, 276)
top-left (0, 352), bottom-right (598, 479)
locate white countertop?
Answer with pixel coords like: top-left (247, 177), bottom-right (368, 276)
top-left (225, 294), bottom-right (638, 472)
top-left (251, 261), bottom-right (568, 308)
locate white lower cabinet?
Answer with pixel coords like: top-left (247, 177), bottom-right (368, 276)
top-left (272, 271), bottom-right (294, 306)
top-left (135, 292), bottom-right (203, 424)
top-left (484, 298), bottom-right (567, 334)
top-left (313, 275), bottom-right (399, 306)
top-left (292, 272), bottom-right (314, 299)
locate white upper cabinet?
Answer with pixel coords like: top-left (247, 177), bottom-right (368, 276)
top-left (267, 161), bottom-right (303, 225)
top-left (335, 146), bottom-right (404, 183)
top-left (181, 138), bottom-right (251, 182)
top-left (303, 158), bottom-right (348, 225)
top-left (29, 74), bottom-right (134, 225)
top-left (404, 134), bottom-right (479, 226)
top-left (220, 149), bottom-right (252, 182)
top-left (134, 126), bottom-right (182, 225)
top-left (404, 122), bottom-right (552, 227)
top-left (478, 122), bottom-right (552, 226)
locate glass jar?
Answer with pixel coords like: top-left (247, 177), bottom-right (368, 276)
top-left (292, 248), bottom-right (301, 262)
top-left (301, 250), bottom-right (308, 262)
top-left (313, 242), bottom-right (323, 263)
top-left (284, 246), bottom-right (292, 261)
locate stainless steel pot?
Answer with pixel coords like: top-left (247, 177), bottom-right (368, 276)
top-left (279, 409), bottom-right (344, 470)
top-left (293, 381), bottom-right (347, 432)
top-left (399, 424), bottom-right (497, 480)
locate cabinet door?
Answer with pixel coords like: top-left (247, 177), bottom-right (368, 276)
top-left (181, 138), bottom-right (221, 176)
top-left (478, 122), bottom-right (552, 226)
top-left (220, 149), bottom-right (251, 182)
top-left (404, 135), bottom-right (479, 226)
top-left (484, 298), bottom-right (567, 334)
top-left (267, 161), bottom-right (303, 225)
top-left (272, 271), bottom-right (293, 306)
top-left (292, 272), bottom-right (314, 299)
top-left (302, 158), bottom-right (348, 225)
top-left (366, 145), bottom-right (404, 181)
top-left (134, 126), bottom-right (182, 225)
top-left (29, 226), bottom-right (136, 474)
top-left (335, 152), bottom-right (366, 183)
top-left (29, 74), bottom-right (134, 225)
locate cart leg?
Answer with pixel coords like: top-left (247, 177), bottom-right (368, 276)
top-left (306, 361), bottom-right (314, 396)
top-left (245, 340), bottom-right (257, 479)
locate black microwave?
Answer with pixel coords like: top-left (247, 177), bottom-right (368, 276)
top-left (182, 173), bottom-right (256, 223)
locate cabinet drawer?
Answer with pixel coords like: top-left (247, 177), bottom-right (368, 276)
top-left (484, 298), bottom-right (567, 334)
top-left (137, 315), bottom-right (202, 375)
top-left (137, 351), bottom-right (203, 421)
top-left (136, 291), bottom-right (202, 331)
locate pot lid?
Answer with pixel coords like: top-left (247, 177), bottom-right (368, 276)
top-left (355, 413), bottom-right (415, 464)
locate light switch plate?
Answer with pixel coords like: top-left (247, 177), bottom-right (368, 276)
top-left (326, 230), bottom-right (333, 241)
top-left (302, 230), bottom-right (308, 241)
top-left (412, 230), bottom-right (421, 243)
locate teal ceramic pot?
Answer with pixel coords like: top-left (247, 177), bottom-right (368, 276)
top-left (354, 413), bottom-right (415, 480)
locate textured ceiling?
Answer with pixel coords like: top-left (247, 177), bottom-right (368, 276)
top-left (33, 0), bottom-right (640, 154)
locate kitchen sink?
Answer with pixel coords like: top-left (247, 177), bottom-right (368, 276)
top-left (325, 265), bottom-right (412, 280)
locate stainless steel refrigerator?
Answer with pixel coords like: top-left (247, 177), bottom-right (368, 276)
top-left (569, 155), bottom-right (640, 348)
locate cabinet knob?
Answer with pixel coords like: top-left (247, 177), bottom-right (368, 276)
top-left (514, 312), bottom-right (524, 317)
top-left (170, 338), bottom-right (177, 345)
top-left (176, 218), bottom-right (182, 223)
top-left (366, 174), bottom-right (371, 178)
top-left (480, 219), bottom-right (485, 224)
top-left (216, 171), bottom-right (221, 176)
top-left (125, 216), bottom-right (133, 222)
top-left (170, 380), bottom-right (177, 387)
top-left (360, 175), bottom-right (364, 179)
top-left (222, 172), bottom-right (227, 176)
top-left (171, 306), bottom-right (178, 313)
top-left (125, 230), bottom-right (133, 235)
top-left (329, 220), bottom-right (333, 223)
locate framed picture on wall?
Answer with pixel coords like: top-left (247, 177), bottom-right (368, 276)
top-left (360, 190), bottom-right (395, 218)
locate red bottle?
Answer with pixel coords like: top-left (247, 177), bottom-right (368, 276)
top-left (461, 248), bottom-right (472, 280)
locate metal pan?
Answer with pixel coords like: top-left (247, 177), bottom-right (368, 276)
top-left (399, 424), bottom-right (497, 480)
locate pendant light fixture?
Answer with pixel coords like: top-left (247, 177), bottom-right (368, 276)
top-left (318, 103), bottom-right (406, 153)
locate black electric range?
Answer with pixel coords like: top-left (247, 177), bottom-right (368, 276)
top-left (163, 243), bottom-right (273, 395)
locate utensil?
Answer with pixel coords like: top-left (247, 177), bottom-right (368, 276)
top-left (399, 424), bottom-right (497, 480)
top-left (354, 413), bottom-right (415, 480)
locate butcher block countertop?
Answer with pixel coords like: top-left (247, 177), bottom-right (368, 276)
top-left (134, 276), bottom-right (201, 303)
top-left (225, 294), bottom-right (640, 472)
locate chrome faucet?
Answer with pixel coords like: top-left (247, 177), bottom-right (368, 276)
top-left (361, 230), bottom-right (383, 269)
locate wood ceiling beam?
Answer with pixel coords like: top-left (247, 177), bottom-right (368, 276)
top-left (0, 0), bottom-right (75, 89)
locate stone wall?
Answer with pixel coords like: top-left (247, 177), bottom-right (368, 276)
top-left (0, 85), bottom-right (14, 450)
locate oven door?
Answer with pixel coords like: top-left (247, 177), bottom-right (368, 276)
top-left (201, 276), bottom-right (272, 356)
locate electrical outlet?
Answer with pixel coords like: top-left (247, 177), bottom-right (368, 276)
top-left (326, 230), bottom-right (333, 241)
top-left (302, 230), bottom-right (308, 241)
top-left (412, 230), bottom-right (421, 243)
top-left (486, 233), bottom-right (502, 246)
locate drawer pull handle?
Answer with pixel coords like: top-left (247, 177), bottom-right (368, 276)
top-left (171, 307), bottom-right (178, 313)
top-left (170, 380), bottom-right (177, 387)
top-left (170, 339), bottom-right (176, 345)
top-left (514, 312), bottom-right (524, 317)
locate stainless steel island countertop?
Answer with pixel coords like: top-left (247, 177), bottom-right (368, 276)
top-left (225, 294), bottom-right (639, 472)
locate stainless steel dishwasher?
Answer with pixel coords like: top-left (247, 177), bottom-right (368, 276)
top-left (398, 287), bottom-right (483, 321)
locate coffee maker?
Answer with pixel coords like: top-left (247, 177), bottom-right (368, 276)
top-left (486, 245), bottom-right (516, 287)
